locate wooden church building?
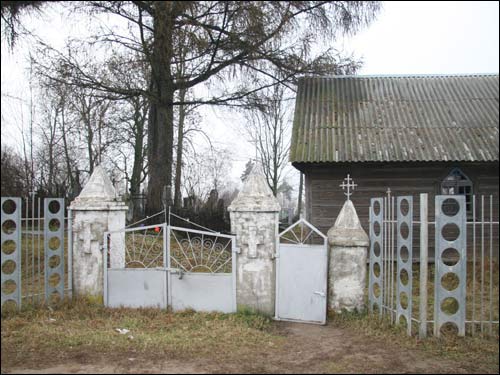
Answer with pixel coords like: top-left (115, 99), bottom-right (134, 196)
top-left (290, 74), bottom-right (499, 237)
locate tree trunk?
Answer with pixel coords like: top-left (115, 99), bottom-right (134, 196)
top-left (146, 2), bottom-right (175, 216)
top-left (174, 88), bottom-right (186, 209)
top-left (130, 100), bottom-right (145, 221)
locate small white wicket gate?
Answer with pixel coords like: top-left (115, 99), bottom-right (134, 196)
top-left (275, 219), bottom-right (328, 325)
top-left (104, 223), bottom-right (237, 313)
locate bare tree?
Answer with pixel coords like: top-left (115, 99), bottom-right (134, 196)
top-left (27, 1), bottom-right (380, 215)
top-left (0, 144), bottom-right (29, 197)
top-left (244, 84), bottom-right (292, 196)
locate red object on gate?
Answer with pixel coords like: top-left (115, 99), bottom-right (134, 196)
top-left (154, 226), bottom-right (160, 233)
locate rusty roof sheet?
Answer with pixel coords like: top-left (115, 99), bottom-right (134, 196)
top-left (290, 74), bottom-right (499, 163)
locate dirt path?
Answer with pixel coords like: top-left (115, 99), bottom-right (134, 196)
top-left (4, 322), bottom-right (496, 374)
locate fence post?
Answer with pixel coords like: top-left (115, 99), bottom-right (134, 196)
top-left (419, 193), bottom-right (428, 338)
top-left (69, 166), bottom-right (128, 300)
top-left (327, 199), bottom-right (369, 312)
top-left (228, 164), bottom-right (280, 316)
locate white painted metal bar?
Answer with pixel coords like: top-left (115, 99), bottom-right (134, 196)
top-left (103, 232), bottom-right (108, 306)
top-left (31, 193), bottom-right (35, 304)
top-left (166, 225), bottom-right (172, 309)
top-left (279, 218), bottom-right (328, 240)
top-left (481, 195), bottom-right (484, 333)
top-left (232, 237), bottom-right (237, 313)
top-left (37, 197), bottom-right (42, 303)
top-left (489, 195), bottom-right (493, 335)
top-left (383, 196), bottom-right (388, 315)
top-left (68, 209), bottom-right (73, 297)
top-left (419, 193), bottom-right (428, 338)
top-left (24, 196), bottom-right (29, 303)
top-left (391, 195), bottom-right (395, 323)
top-left (472, 195), bottom-right (476, 336)
top-left (169, 225), bottom-right (234, 239)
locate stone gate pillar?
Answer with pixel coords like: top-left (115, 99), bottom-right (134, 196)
top-left (327, 198), bottom-right (369, 312)
top-left (228, 165), bottom-right (280, 315)
top-left (69, 166), bottom-right (128, 298)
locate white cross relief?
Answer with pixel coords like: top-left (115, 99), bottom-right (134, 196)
top-left (340, 174), bottom-right (357, 200)
top-left (241, 225), bottom-right (264, 259)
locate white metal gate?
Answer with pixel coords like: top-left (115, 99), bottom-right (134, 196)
top-left (275, 219), bottom-right (328, 325)
top-left (104, 223), bottom-right (237, 313)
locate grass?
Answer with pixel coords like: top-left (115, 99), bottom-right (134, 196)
top-left (328, 309), bottom-right (499, 373)
top-left (1, 297), bottom-right (283, 370)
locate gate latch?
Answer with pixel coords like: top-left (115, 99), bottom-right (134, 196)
top-left (170, 269), bottom-right (184, 280)
top-left (314, 291), bottom-right (326, 298)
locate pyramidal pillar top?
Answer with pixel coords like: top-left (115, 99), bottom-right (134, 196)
top-left (70, 165), bottom-right (127, 211)
top-left (228, 163), bottom-right (280, 213)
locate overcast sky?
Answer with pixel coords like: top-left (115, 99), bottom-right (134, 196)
top-left (1, 1), bottom-right (499, 193)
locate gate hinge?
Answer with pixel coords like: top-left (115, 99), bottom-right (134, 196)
top-left (271, 253), bottom-right (279, 260)
top-left (233, 247), bottom-right (241, 254)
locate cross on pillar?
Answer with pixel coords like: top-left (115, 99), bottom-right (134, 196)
top-left (340, 174), bottom-right (357, 201)
top-left (241, 225), bottom-right (264, 259)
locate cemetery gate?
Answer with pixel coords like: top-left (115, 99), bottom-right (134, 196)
top-left (275, 219), bottom-right (328, 325)
top-left (104, 223), bottom-right (237, 313)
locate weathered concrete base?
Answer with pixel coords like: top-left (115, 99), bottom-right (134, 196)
top-left (228, 164), bottom-right (280, 316)
top-left (329, 246), bottom-right (367, 312)
top-left (235, 244), bottom-right (276, 316)
top-left (327, 199), bottom-right (369, 313)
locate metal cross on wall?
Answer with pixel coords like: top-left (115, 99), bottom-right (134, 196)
top-left (340, 174), bottom-right (357, 201)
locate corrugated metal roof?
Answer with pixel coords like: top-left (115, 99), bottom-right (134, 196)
top-left (290, 74), bottom-right (499, 163)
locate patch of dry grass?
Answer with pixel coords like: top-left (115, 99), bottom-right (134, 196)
top-left (1, 298), bottom-right (284, 370)
top-left (328, 309), bottom-right (499, 373)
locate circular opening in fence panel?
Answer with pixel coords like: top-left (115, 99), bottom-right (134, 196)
top-left (2, 220), bottom-right (17, 234)
top-left (399, 199), bottom-right (410, 217)
top-left (48, 200), bottom-right (61, 214)
top-left (48, 236), bottom-right (61, 251)
top-left (399, 246), bottom-right (409, 263)
top-left (373, 262), bottom-right (381, 278)
top-left (49, 291), bottom-right (62, 305)
top-left (441, 223), bottom-right (460, 242)
top-left (372, 282), bottom-right (381, 298)
top-left (399, 269), bottom-right (409, 286)
top-left (1, 300), bottom-right (18, 313)
top-left (48, 255), bottom-right (61, 269)
top-left (2, 199), bottom-right (17, 215)
top-left (2, 280), bottom-right (17, 295)
top-left (399, 292), bottom-right (409, 309)
top-left (373, 222), bottom-right (381, 237)
top-left (441, 198), bottom-right (460, 217)
top-left (48, 273), bottom-right (61, 287)
top-left (400, 222), bottom-right (409, 240)
top-left (373, 242), bottom-right (381, 257)
top-left (398, 315), bottom-right (408, 329)
top-left (441, 297), bottom-right (459, 315)
top-left (372, 303), bottom-right (380, 314)
top-left (373, 201), bottom-right (381, 216)
top-left (441, 248), bottom-right (460, 266)
top-left (48, 219), bottom-right (61, 232)
top-left (441, 273), bottom-right (460, 291)
top-left (439, 322), bottom-right (459, 337)
top-left (1, 240), bottom-right (16, 255)
top-left (1, 260), bottom-right (16, 275)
